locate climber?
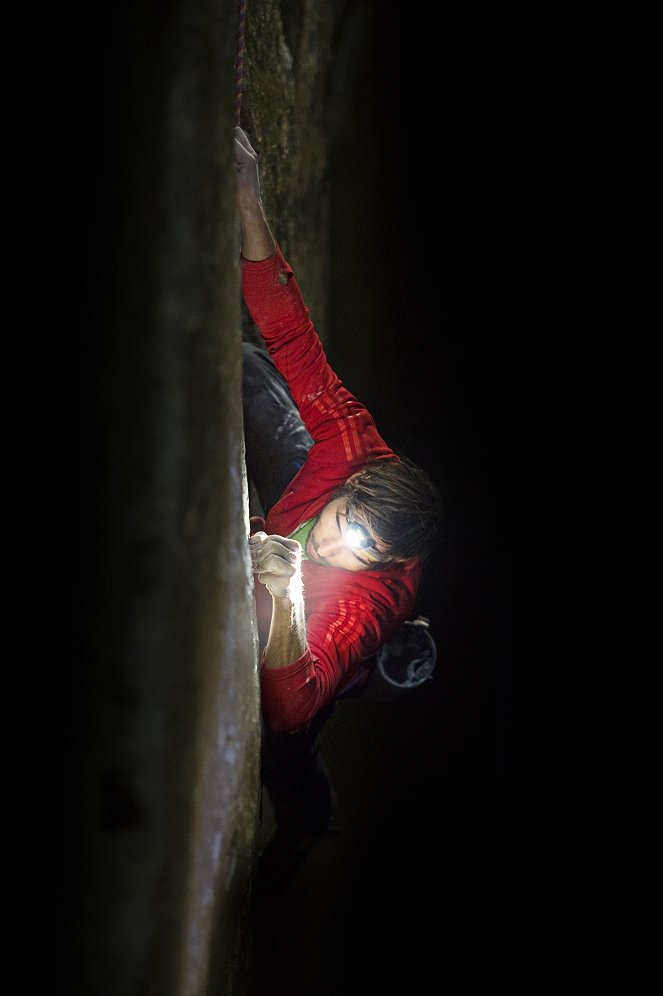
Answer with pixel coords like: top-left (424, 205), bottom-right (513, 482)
top-left (235, 126), bottom-right (443, 853)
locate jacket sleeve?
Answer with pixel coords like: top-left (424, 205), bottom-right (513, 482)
top-left (259, 599), bottom-right (381, 733)
top-left (260, 574), bottom-right (417, 733)
top-left (241, 245), bottom-right (393, 464)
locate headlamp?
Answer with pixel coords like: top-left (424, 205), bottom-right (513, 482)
top-left (344, 522), bottom-right (372, 551)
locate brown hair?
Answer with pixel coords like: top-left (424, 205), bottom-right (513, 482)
top-left (337, 457), bottom-right (442, 563)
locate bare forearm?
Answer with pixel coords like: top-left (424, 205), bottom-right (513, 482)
top-left (263, 592), bottom-right (307, 669)
top-left (249, 531), bottom-right (306, 668)
top-left (239, 193), bottom-right (276, 262)
top-left (234, 126), bottom-right (276, 261)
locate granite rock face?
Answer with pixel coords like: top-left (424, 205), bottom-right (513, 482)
top-left (53, 1), bottom-right (366, 993)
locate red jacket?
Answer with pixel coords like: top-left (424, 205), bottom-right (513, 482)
top-left (242, 246), bottom-right (421, 732)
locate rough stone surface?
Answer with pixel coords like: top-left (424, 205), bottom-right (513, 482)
top-left (55, 1), bottom-right (260, 993)
top-left (51, 1), bottom-right (367, 993)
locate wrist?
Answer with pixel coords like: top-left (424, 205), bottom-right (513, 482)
top-left (238, 202), bottom-right (276, 261)
top-left (271, 584), bottom-right (304, 627)
top-left (238, 184), bottom-right (263, 216)
top-left (271, 591), bottom-right (292, 606)
top-left (264, 588), bottom-right (307, 669)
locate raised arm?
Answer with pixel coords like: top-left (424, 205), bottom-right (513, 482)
top-left (234, 127), bottom-right (275, 262)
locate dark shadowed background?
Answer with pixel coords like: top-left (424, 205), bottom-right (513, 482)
top-left (323, 3), bottom-right (546, 828)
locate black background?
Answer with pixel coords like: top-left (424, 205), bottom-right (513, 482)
top-left (325, 2), bottom-right (546, 829)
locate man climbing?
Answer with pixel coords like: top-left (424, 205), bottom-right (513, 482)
top-left (235, 127), bottom-right (442, 856)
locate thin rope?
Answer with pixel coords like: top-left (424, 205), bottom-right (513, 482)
top-left (234, 0), bottom-right (248, 128)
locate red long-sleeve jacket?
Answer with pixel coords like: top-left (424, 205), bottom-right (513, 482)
top-left (242, 246), bottom-right (421, 732)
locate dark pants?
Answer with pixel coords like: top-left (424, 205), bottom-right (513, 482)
top-left (242, 341), bottom-right (314, 517)
top-left (242, 342), bottom-right (336, 839)
top-left (260, 703), bottom-right (337, 838)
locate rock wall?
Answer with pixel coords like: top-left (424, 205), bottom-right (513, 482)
top-left (50, 1), bottom-right (368, 992)
top-left (55, 1), bottom-right (258, 993)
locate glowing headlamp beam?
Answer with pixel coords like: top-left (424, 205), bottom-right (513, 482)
top-left (344, 523), bottom-right (371, 551)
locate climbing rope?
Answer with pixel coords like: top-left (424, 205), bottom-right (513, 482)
top-left (234, 0), bottom-right (248, 127)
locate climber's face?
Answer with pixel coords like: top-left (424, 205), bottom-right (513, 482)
top-left (305, 498), bottom-right (389, 571)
